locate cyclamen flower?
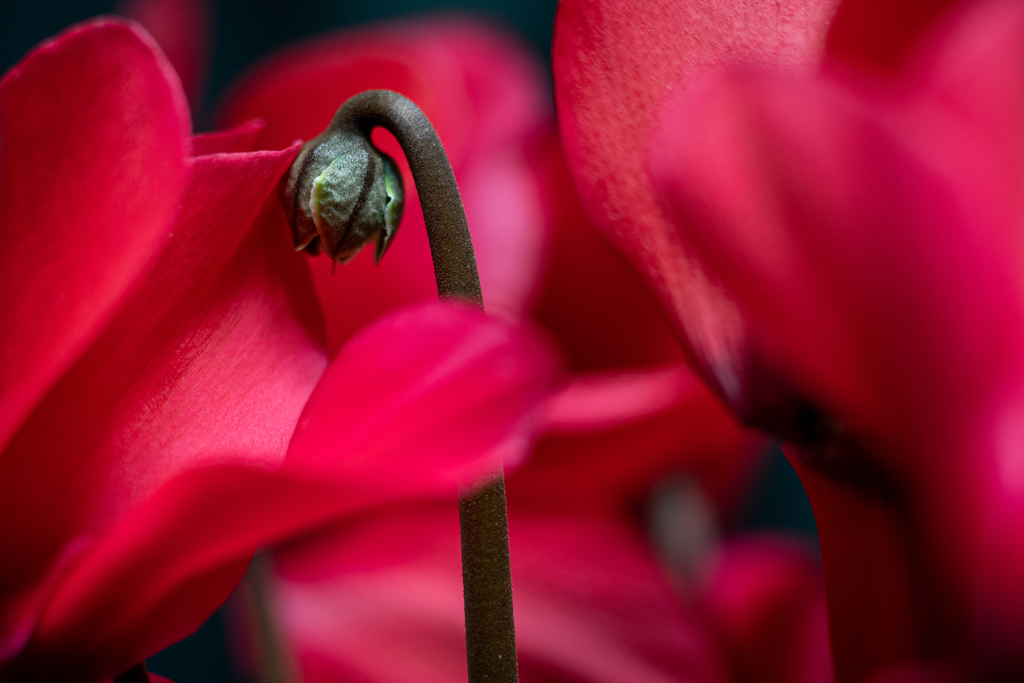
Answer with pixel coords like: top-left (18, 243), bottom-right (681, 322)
top-left (0, 18), bottom-right (555, 682)
top-left (217, 19), bottom-right (831, 683)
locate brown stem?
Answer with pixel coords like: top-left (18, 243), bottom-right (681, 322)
top-left (334, 90), bottom-right (518, 683)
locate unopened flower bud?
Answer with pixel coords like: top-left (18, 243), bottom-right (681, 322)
top-left (280, 127), bottom-right (404, 264)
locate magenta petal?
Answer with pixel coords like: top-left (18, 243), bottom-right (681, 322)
top-left (285, 302), bottom-right (558, 490)
top-left (0, 19), bottom-right (191, 450)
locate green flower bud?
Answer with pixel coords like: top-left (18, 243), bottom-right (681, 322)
top-left (280, 127), bottom-right (404, 264)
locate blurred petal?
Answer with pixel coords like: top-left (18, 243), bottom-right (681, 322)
top-left (263, 505), bottom-right (726, 683)
top-left (0, 19), bottom-right (191, 450)
top-left (192, 119), bottom-right (265, 155)
top-left (702, 536), bottom-right (831, 683)
top-left (528, 131), bottom-right (683, 371)
top-left (649, 67), bottom-right (1024, 453)
top-left (118, 0), bottom-right (213, 108)
top-left (515, 365), bottom-right (762, 515)
top-left (552, 0), bottom-right (839, 409)
top-left (825, 0), bottom-right (967, 72)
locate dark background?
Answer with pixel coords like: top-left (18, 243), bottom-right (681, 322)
top-left (1, 0), bottom-right (559, 129)
top-left (2, 2), bottom-right (817, 680)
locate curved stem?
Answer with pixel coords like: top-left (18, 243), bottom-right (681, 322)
top-left (334, 90), bottom-right (518, 683)
top-left (331, 90), bottom-right (483, 304)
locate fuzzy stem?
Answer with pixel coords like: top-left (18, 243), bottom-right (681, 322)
top-left (333, 90), bottom-right (518, 683)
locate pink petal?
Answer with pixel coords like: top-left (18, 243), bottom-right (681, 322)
top-left (0, 19), bottom-right (191, 451)
top-left (2, 304), bottom-right (555, 679)
top-left (217, 19), bottom-right (549, 351)
top-left (552, 0), bottom-right (840, 405)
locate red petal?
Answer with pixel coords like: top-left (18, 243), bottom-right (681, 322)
top-left (513, 365), bottom-right (763, 515)
top-left (649, 68), bottom-right (1024, 453)
top-left (528, 130), bottom-right (684, 371)
top-left (702, 535), bottom-right (832, 683)
top-left (0, 144), bottom-right (325, 667)
top-left (788, 450), bottom-right (918, 683)
top-left (0, 19), bottom-right (191, 450)
top-left (825, 0), bottom-right (967, 73)
top-left (552, 0), bottom-right (839, 403)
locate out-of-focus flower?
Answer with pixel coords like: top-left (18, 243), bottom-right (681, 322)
top-left (218, 18), bottom-right (831, 683)
top-left (0, 18), bottom-right (556, 682)
top-left (644, 0), bottom-right (1024, 679)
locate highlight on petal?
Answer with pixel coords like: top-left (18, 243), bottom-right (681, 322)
top-left (0, 19), bottom-right (191, 451)
top-left (218, 18), bottom-right (550, 351)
